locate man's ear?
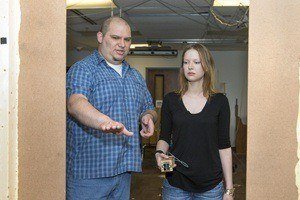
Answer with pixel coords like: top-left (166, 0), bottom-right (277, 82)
top-left (97, 31), bottom-right (103, 44)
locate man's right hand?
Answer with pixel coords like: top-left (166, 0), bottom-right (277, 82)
top-left (99, 118), bottom-right (133, 136)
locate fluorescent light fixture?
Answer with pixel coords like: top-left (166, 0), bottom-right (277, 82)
top-left (66, 0), bottom-right (116, 9)
top-left (129, 50), bottom-right (178, 56)
top-left (130, 44), bottom-right (149, 49)
top-left (213, 0), bottom-right (249, 6)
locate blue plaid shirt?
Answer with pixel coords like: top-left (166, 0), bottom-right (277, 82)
top-left (66, 50), bottom-right (154, 179)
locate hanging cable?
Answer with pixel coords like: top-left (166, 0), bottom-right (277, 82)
top-left (184, 0), bottom-right (220, 30)
top-left (210, 6), bottom-right (249, 27)
top-left (112, 0), bottom-right (138, 33)
top-left (154, 0), bottom-right (207, 28)
top-left (110, 3), bottom-right (114, 17)
top-left (184, 0), bottom-right (221, 38)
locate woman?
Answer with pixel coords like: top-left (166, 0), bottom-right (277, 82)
top-left (156, 44), bottom-right (234, 200)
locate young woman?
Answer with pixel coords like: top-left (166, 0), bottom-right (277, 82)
top-left (156, 44), bottom-right (234, 200)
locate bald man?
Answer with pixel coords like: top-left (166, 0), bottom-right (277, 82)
top-left (66, 17), bottom-right (157, 199)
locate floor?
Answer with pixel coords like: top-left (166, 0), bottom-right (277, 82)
top-left (130, 146), bottom-right (246, 200)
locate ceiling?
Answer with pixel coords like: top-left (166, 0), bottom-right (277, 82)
top-left (67, 0), bottom-right (249, 51)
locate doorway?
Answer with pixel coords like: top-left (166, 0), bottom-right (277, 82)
top-left (144, 68), bottom-right (180, 146)
top-left (9, 0), bottom-right (299, 199)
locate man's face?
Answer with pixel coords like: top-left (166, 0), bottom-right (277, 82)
top-left (97, 20), bottom-right (131, 65)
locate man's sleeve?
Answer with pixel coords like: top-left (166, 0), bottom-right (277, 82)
top-left (66, 63), bottom-right (92, 99)
top-left (141, 85), bottom-right (155, 114)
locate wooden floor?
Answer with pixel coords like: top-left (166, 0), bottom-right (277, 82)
top-left (130, 146), bottom-right (246, 200)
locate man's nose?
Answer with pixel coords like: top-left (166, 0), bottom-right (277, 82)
top-left (118, 39), bottom-right (125, 47)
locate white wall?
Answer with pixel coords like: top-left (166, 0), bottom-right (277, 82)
top-left (126, 53), bottom-right (183, 76)
top-left (67, 49), bottom-right (248, 146)
top-left (212, 51), bottom-right (248, 145)
top-left (0, 1), bottom-right (10, 197)
top-left (67, 49), bottom-right (91, 67)
top-left (0, 0), bottom-right (20, 199)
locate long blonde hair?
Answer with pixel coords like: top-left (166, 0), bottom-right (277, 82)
top-left (178, 44), bottom-right (217, 99)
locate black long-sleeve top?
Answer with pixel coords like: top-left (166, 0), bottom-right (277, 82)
top-left (159, 92), bottom-right (231, 193)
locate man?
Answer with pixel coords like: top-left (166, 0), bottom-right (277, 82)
top-left (66, 16), bottom-right (157, 199)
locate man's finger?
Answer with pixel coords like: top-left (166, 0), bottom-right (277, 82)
top-left (142, 116), bottom-right (149, 124)
top-left (122, 127), bottom-right (133, 136)
top-left (140, 130), bottom-right (150, 138)
top-left (147, 121), bottom-right (154, 134)
top-left (105, 125), bottom-right (111, 131)
top-left (142, 130), bottom-right (153, 137)
top-left (140, 130), bottom-right (147, 138)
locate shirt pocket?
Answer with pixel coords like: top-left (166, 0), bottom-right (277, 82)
top-left (90, 78), bottom-right (120, 114)
top-left (126, 79), bottom-right (145, 114)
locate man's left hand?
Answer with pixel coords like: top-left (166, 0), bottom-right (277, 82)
top-left (140, 114), bottom-right (154, 138)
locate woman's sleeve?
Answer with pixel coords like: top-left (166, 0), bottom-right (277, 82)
top-left (159, 94), bottom-right (173, 145)
top-left (218, 95), bottom-right (231, 149)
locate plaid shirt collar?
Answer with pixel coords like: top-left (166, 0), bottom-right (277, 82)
top-left (93, 50), bottom-right (131, 75)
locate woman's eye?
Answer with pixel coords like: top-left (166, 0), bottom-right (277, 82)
top-left (195, 61), bottom-right (201, 64)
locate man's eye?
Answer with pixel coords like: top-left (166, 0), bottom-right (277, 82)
top-left (125, 38), bottom-right (131, 42)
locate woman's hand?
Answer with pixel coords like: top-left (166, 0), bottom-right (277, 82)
top-left (155, 152), bottom-right (169, 171)
top-left (223, 193), bottom-right (234, 200)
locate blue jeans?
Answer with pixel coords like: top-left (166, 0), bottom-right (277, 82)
top-left (162, 179), bottom-right (224, 200)
top-left (66, 172), bottom-right (131, 200)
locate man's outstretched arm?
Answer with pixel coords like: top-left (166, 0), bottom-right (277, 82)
top-left (68, 93), bottom-right (133, 136)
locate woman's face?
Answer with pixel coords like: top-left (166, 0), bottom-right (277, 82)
top-left (182, 49), bottom-right (204, 83)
